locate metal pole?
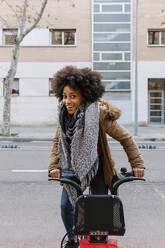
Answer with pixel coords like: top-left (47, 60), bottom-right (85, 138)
top-left (134, 0), bottom-right (139, 136)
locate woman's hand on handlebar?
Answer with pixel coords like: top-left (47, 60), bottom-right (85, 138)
top-left (133, 168), bottom-right (144, 178)
top-left (50, 169), bottom-right (61, 178)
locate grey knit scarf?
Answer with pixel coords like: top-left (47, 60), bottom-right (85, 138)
top-left (58, 101), bottom-right (100, 205)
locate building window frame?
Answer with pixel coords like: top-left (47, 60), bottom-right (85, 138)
top-left (148, 79), bottom-right (165, 124)
top-left (49, 29), bottom-right (77, 46)
top-left (3, 78), bottom-right (19, 96)
top-left (49, 78), bottom-right (55, 96)
top-left (148, 29), bottom-right (165, 46)
top-left (2, 29), bottom-right (18, 46)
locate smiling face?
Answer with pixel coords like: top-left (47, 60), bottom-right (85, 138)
top-left (62, 85), bottom-right (83, 114)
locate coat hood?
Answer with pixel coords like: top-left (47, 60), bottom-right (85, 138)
top-left (98, 98), bottom-right (121, 121)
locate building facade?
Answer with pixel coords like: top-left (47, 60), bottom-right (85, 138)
top-left (93, 0), bottom-right (132, 124)
top-left (132, 0), bottom-right (165, 125)
top-left (0, 0), bottom-right (165, 125)
top-left (0, 0), bottom-right (92, 125)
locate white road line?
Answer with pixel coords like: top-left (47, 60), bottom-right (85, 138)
top-left (154, 188), bottom-right (165, 201)
top-left (12, 170), bottom-right (48, 173)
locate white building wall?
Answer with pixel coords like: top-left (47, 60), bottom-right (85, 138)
top-left (132, 61), bottom-right (165, 125)
top-left (0, 62), bottom-right (91, 78)
top-left (20, 78), bottom-right (49, 96)
top-left (21, 29), bottom-right (50, 46)
top-left (10, 97), bottom-right (58, 125)
top-left (0, 62), bottom-right (91, 125)
top-left (0, 61), bottom-right (132, 125)
top-left (111, 100), bottom-right (132, 124)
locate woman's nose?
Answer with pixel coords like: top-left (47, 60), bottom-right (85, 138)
top-left (66, 97), bottom-right (71, 104)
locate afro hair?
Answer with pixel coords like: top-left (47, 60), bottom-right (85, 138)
top-left (51, 66), bottom-right (105, 102)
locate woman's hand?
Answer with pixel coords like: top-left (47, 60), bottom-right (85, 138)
top-left (50, 169), bottom-right (61, 178)
top-left (133, 168), bottom-right (144, 178)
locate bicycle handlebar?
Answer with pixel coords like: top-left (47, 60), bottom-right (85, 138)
top-left (111, 175), bottom-right (145, 195)
top-left (48, 168), bottom-right (146, 196)
top-left (48, 175), bottom-right (83, 196)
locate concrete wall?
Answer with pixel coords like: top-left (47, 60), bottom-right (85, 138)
top-left (0, 97), bottom-right (58, 125)
top-left (0, 62), bottom-right (91, 125)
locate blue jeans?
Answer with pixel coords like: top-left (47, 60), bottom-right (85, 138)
top-left (61, 188), bottom-right (75, 240)
top-left (60, 160), bottom-right (108, 240)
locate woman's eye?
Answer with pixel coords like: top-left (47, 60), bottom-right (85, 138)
top-left (63, 95), bottom-right (76, 99)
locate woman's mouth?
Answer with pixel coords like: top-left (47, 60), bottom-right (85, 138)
top-left (66, 106), bottom-right (74, 111)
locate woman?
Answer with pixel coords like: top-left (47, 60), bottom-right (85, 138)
top-left (48, 66), bottom-right (145, 248)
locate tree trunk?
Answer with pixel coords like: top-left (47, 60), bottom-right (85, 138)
top-left (1, 43), bottom-right (20, 136)
top-left (1, 0), bottom-right (48, 136)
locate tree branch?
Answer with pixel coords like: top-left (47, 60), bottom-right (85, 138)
top-left (0, 16), bottom-right (10, 28)
top-left (4, 0), bottom-right (19, 21)
top-left (19, 0), bottom-right (48, 42)
top-left (19, 0), bottom-right (28, 37)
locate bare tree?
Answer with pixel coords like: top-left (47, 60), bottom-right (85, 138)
top-left (1, 0), bottom-right (48, 136)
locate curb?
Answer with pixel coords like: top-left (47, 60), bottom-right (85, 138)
top-left (110, 137), bottom-right (165, 142)
top-left (0, 136), bottom-right (165, 142)
top-left (0, 136), bottom-right (54, 142)
top-left (135, 138), bottom-right (165, 142)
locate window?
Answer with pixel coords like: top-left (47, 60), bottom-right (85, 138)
top-left (49, 79), bottom-right (54, 96)
top-left (103, 81), bottom-right (130, 90)
top-left (148, 30), bottom-right (165, 46)
top-left (12, 79), bottom-right (19, 96)
top-left (3, 78), bottom-right (19, 96)
top-left (50, 29), bottom-right (76, 46)
top-left (148, 79), bottom-right (165, 123)
top-left (3, 29), bottom-right (17, 45)
top-left (0, 78), bottom-right (3, 96)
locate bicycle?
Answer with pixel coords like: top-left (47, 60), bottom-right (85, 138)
top-left (48, 168), bottom-right (145, 248)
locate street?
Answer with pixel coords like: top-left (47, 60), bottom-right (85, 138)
top-left (0, 141), bottom-right (165, 248)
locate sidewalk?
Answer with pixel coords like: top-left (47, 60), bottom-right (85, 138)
top-left (0, 124), bottom-right (165, 142)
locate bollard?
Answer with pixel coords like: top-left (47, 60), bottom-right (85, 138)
top-left (138, 144), bottom-right (157, 150)
top-left (1, 144), bottom-right (18, 149)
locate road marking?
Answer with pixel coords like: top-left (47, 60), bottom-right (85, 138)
top-left (154, 188), bottom-right (165, 200)
top-left (12, 170), bottom-right (48, 173)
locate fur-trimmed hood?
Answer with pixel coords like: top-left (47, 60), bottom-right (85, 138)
top-left (98, 98), bottom-right (121, 122)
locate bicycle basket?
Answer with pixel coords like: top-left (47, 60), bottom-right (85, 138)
top-left (74, 195), bottom-right (125, 236)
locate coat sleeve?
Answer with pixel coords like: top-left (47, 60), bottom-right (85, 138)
top-left (104, 119), bottom-right (146, 169)
top-left (48, 125), bottom-right (60, 173)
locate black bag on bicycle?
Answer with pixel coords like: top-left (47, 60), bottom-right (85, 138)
top-left (74, 194), bottom-right (125, 236)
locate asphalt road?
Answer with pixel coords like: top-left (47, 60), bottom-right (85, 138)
top-left (0, 141), bottom-right (165, 248)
